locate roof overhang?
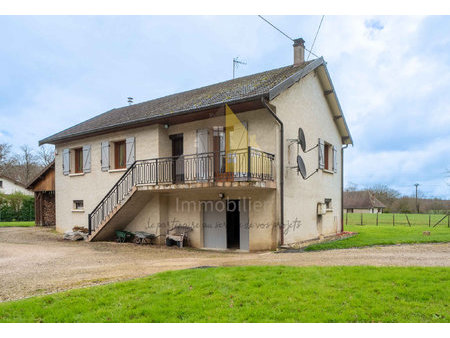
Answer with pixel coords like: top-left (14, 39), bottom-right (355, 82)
top-left (269, 57), bottom-right (353, 145)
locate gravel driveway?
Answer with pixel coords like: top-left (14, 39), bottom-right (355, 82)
top-left (1, 227), bottom-right (449, 302)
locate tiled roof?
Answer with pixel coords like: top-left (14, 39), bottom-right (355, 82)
top-left (40, 61), bottom-right (313, 145)
top-left (343, 191), bottom-right (386, 209)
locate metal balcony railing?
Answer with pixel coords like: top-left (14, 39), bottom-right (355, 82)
top-left (88, 147), bottom-right (275, 235)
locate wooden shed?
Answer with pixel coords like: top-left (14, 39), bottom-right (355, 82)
top-left (27, 161), bottom-right (55, 226)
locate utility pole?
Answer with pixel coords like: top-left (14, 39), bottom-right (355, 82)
top-left (414, 183), bottom-right (420, 213)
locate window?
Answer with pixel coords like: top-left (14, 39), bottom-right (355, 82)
top-left (319, 139), bottom-right (337, 173)
top-left (325, 198), bottom-right (332, 210)
top-left (324, 143), bottom-right (331, 170)
top-left (73, 200), bottom-right (84, 210)
top-left (74, 148), bottom-right (83, 173)
top-left (0, 180), bottom-right (3, 188)
top-left (114, 141), bottom-right (126, 169)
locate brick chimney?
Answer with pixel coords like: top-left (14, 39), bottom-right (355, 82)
top-left (293, 38), bottom-right (305, 66)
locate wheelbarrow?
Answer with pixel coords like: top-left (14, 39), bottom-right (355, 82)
top-left (132, 231), bottom-right (156, 245)
top-left (115, 230), bottom-right (134, 243)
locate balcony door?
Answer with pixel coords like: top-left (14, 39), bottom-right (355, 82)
top-left (170, 134), bottom-right (184, 183)
top-left (213, 127), bottom-right (229, 181)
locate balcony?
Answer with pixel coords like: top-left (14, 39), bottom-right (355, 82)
top-left (88, 147), bottom-right (275, 235)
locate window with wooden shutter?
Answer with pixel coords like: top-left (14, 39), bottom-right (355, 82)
top-left (74, 148), bottom-right (83, 173)
top-left (114, 141), bottom-right (126, 169)
top-left (324, 143), bottom-right (330, 170)
top-left (83, 145), bottom-right (91, 173)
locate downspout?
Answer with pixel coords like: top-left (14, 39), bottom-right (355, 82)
top-left (261, 98), bottom-right (284, 246)
top-left (341, 144), bottom-right (349, 232)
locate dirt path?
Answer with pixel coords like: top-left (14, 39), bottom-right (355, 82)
top-left (1, 227), bottom-right (449, 302)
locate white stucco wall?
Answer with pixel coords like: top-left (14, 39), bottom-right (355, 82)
top-left (0, 177), bottom-right (33, 196)
top-left (54, 124), bottom-right (162, 232)
top-left (272, 70), bottom-right (343, 243)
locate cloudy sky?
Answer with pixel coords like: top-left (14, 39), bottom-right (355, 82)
top-left (0, 15), bottom-right (449, 198)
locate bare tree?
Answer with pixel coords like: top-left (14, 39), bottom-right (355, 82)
top-left (0, 143), bottom-right (16, 175)
top-left (367, 184), bottom-right (401, 212)
top-left (38, 145), bottom-right (55, 166)
top-left (345, 182), bottom-right (359, 192)
top-left (16, 145), bottom-right (40, 184)
top-left (0, 143), bottom-right (11, 165)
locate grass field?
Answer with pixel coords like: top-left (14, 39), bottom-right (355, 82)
top-left (0, 221), bottom-right (34, 227)
top-left (0, 266), bottom-right (448, 323)
top-left (345, 212), bottom-right (448, 227)
top-left (305, 225), bottom-right (450, 251)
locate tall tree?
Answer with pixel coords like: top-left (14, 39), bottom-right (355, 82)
top-left (0, 143), bottom-right (16, 175)
top-left (0, 143), bottom-right (11, 165)
top-left (38, 145), bottom-right (55, 166)
top-left (368, 184), bottom-right (401, 211)
top-left (16, 145), bottom-right (40, 184)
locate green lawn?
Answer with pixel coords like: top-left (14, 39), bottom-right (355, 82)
top-left (0, 221), bottom-right (34, 227)
top-left (0, 266), bottom-right (448, 323)
top-left (305, 225), bottom-right (450, 251)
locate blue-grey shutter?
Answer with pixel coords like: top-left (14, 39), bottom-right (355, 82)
top-left (318, 138), bottom-right (325, 169)
top-left (101, 141), bottom-right (110, 171)
top-left (332, 145), bottom-right (338, 173)
top-left (83, 145), bottom-right (91, 173)
top-left (63, 148), bottom-right (70, 175)
top-left (197, 129), bottom-right (209, 180)
top-left (126, 137), bottom-right (135, 168)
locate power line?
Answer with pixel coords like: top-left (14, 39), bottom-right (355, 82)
top-left (307, 15), bottom-right (324, 61)
top-left (257, 15), bottom-right (320, 59)
top-left (257, 15), bottom-right (293, 41)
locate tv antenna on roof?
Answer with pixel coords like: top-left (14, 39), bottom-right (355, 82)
top-left (233, 57), bottom-right (247, 79)
top-left (127, 97), bottom-right (133, 105)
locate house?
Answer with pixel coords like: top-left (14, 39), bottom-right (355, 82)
top-left (39, 38), bottom-right (353, 251)
top-left (26, 161), bottom-right (56, 226)
top-left (343, 191), bottom-right (386, 214)
top-left (0, 174), bottom-right (33, 196)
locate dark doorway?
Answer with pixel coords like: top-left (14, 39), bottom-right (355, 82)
top-left (170, 134), bottom-right (184, 183)
top-left (226, 200), bottom-right (240, 249)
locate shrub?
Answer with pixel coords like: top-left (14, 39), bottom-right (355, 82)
top-left (0, 192), bottom-right (34, 222)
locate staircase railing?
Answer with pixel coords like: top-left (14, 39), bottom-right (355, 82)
top-left (88, 147), bottom-right (275, 235)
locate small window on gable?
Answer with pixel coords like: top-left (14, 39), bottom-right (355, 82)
top-left (114, 140), bottom-right (126, 169)
top-left (319, 139), bottom-right (337, 173)
top-left (74, 148), bottom-right (83, 173)
top-left (324, 143), bottom-right (331, 170)
top-left (73, 200), bottom-right (84, 210)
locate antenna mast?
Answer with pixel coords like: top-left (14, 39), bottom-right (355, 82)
top-left (233, 57), bottom-right (247, 79)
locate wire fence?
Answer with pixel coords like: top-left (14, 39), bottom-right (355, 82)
top-left (345, 212), bottom-right (449, 227)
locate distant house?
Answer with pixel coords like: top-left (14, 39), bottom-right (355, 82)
top-left (0, 174), bottom-right (33, 196)
top-left (343, 191), bottom-right (386, 214)
top-left (26, 161), bottom-right (55, 226)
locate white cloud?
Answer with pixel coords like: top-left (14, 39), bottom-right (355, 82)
top-left (0, 15), bottom-right (449, 198)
